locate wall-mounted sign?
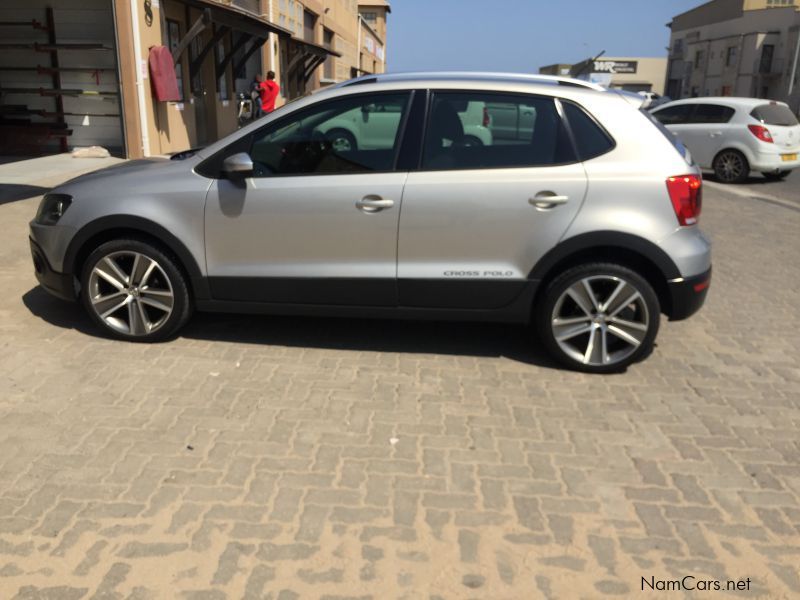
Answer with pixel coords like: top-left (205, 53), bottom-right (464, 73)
top-left (592, 60), bottom-right (638, 74)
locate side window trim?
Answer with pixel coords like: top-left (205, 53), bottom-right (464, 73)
top-left (396, 89), bottom-right (429, 172)
top-left (555, 97), bottom-right (580, 163)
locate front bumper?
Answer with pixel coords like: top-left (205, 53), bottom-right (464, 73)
top-left (667, 267), bottom-right (711, 321)
top-left (30, 237), bottom-right (76, 301)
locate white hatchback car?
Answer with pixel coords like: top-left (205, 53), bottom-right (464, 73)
top-left (651, 97), bottom-right (800, 183)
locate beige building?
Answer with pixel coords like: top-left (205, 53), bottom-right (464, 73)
top-left (539, 57), bottom-right (668, 95)
top-left (666, 0), bottom-right (800, 110)
top-left (0, 0), bottom-right (390, 159)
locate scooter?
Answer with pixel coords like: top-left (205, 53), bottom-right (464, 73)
top-left (236, 92), bottom-right (254, 128)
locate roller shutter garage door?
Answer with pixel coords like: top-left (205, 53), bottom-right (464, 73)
top-left (0, 0), bottom-right (123, 155)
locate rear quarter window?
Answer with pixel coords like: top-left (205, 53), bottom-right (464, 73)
top-left (561, 101), bottom-right (615, 160)
top-left (750, 104), bottom-right (799, 127)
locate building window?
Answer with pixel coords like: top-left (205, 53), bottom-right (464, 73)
top-left (304, 10), bottom-right (316, 42)
top-left (361, 11), bottom-right (377, 23)
top-left (323, 28), bottom-right (335, 80)
top-left (759, 44), bottom-right (775, 74)
top-left (694, 50), bottom-right (704, 69)
top-left (189, 36), bottom-right (203, 94)
top-left (721, 85), bottom-right (732, 96)
top-left (215, 37), bottom-right (229, 101)
top-left (166, 20), bottom-right (185, 101)
top-left (726, 46), bottom-right (737, 67)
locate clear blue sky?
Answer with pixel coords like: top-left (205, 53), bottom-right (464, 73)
top-left (387, 0), bottom-right (703, 72)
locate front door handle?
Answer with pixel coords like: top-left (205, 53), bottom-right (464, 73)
top-left (529, 193), bottom-right (569, 209)
top-left (356, 197), bottom-right (394, 212)
top-left (709, 131), bottom-right (722, 137)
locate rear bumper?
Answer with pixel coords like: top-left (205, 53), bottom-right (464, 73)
top-left (667, 267), bottom-right (711, 321)
top-left (750, 152), bottom-right (800, 172)
top-left (30, 237), bottom-right (75, 301)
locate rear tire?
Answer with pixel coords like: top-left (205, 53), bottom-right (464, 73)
top-left (535, 263), bottom-right (660, 373)
top-left (326, 128), bottom-right (357, 153)
top-left (713, 149), bottom-right (749, 184)
top-left (763, 170), bottom-right (791, 180)
top-left (80, 238), bottom-right (192, 342)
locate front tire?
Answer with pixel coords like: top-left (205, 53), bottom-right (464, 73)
top-left (80, 239), bottom-right (192, 342)
top-left (535, 263), bottom-right (660, 373)
top-left (713, 149), bottom-right (749, 184)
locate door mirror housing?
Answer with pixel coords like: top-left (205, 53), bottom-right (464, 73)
top-left (223, 152), bottom-right (254, 178)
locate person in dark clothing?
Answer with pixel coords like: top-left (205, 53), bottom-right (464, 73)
top-left (250, 74), bottom-right (264, 119)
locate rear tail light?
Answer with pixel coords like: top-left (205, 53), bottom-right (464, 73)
top-left (666, 175), bottom-right (702, 226)
top-left (482, 107), bottom-right (490, 128)
top-left (748, 124), bottom-right (773, 143)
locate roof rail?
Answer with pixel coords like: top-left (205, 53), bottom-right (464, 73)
top-left (333, 71), bottom-right (607, 92)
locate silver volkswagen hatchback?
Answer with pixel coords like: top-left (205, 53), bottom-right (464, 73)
top-left (30, 73), bottom-right (711, 373)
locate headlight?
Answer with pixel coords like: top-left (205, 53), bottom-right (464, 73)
top-left (35, 194), bottom-right (72, 225)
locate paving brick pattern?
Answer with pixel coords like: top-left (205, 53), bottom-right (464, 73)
top-left (0, 175), bottom-right (798, 598)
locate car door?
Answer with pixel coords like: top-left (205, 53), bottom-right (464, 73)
top-left (398, 91), bottom-right (588, 309)
top-left (204, 91), bottom-right (413, 306)
top-left (676, 103), bottom-right (735, 168)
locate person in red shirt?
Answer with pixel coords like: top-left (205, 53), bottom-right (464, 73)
top-left (259, 71), bottom-right (280, 114)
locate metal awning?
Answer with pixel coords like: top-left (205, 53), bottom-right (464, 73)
top-left (179, 0), bottom-right (291, 40)
top-left (285, 37), bottom-right (341, 85)
top-left (169, 0), bottom-right (293, 80)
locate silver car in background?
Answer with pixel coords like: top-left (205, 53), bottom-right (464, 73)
top-left (30, 72), bottom-right (711, 373)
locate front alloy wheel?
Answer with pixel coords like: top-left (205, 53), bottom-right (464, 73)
top-left (81, 239), bottom-right (191, 341)
top-left (537, 263), bottom-right (660, 373)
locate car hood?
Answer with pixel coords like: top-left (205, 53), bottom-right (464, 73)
top-left (54, 155), bottom-right (206, 196)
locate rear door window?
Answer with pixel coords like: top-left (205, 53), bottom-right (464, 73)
top-left (750, 104), bottom-right (799, 126)
top-left (652, 104), bottom-right (693, 125)
top-left (690, 104), bottom-right (735, 124)
top-left (561, 101), bottom-right (614, 160)
top-left (421, 91), bottom-right (575, 170)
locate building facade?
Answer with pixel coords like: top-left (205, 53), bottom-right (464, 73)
top-left (666, 0), bottom-right (800, 110)
top-left (0, 0), bottom-right (390, 159)
top-left (539, 57), bottom-right (668, 95)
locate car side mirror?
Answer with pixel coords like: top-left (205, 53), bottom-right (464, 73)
top-left (223, 152), bottom-right (254, 178)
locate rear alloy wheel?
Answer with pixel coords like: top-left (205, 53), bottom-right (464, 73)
top-left (536, 263), bottom-right (660, 373)
top-left (763, 170), bottom-right (790, 180)
top-left (713, 149), bottom-right (749, 184)
top-left (81, 239), bottom-right (191, 342)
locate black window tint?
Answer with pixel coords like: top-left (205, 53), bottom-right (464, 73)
top-left (652, 104), bottom-right (693, 125)
top-left (249, 92), bottom-right (411, 176)
top-left (421, 92), bottom-right (574, 171)
top-left (562, 102), bottom-right (614, 160)
top-left (750, 104), bottom-right (799, 126)
top-left (691, 104), bottom-right (735, 123)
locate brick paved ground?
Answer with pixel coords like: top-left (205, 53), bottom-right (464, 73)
top-left (0, 164), bottom-right (798, 599)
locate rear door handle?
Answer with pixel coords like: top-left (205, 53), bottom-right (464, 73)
top-left (529, 193), bottom-right (569, 209)
top-left (356, 197), bottom-right (394, 212)
top-left (709, 131), bottom-right (722, 137)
